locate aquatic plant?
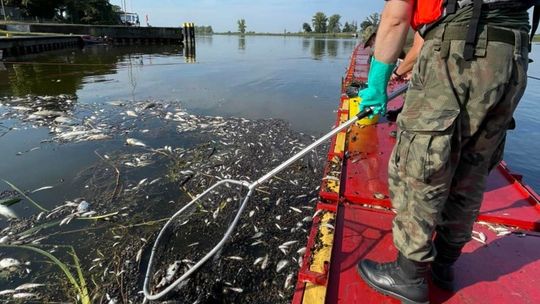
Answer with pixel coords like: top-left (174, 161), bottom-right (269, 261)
top-left (0, 245), bottom-right (90, 304)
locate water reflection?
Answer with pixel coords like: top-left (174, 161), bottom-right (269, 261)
top-left (0, 45), bottom-right (182, 96)
top-left (302, 38), bottom-right (311, 53)
top-left (238, 36), bottom-right (246, 51)
top-left (327, 39), bottom-right (338, 58)
top-left (184, 43), bottom-right (197, 63)
top-left (196, 35), bottom-right (213, 46)
top-left (312, 39), bottom-right (326, 60)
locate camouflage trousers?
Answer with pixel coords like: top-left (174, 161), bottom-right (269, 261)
top-left (389, 24), bottom-right (529, 262)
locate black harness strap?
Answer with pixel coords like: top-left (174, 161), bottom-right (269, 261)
top-left (530, 5), bottom-right (540, 51)
top-left (463, 0), bottom-right (483, 60)
top-left (446, 0), bottom-right (459, 14)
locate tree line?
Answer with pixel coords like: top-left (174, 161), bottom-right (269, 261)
top-left (302, 12), bottom-right (380, 37)
top-left (3, 0), bottom-right (124, 24)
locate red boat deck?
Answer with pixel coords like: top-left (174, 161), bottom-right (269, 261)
top-left (292, 44), bottom-right (540, 304)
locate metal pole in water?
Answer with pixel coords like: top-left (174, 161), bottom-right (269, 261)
top-left (1, 0), bottom-right (7, 22)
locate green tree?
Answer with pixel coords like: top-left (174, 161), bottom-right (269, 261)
top-left (237, 18), bottom-right (246, 34)
top-left (302, 22), bottom-right (312, 33)
top-left (342, 21), bottom-right (351, 33)
top-left (328, 14), bottom-right (341, 33)
top-left (360, 13), bottom-right (380, 32)
top-left (312, 12), bottom-right (327, 33)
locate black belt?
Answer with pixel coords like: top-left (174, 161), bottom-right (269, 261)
top-left (425, 26), bottom-right (518, 46)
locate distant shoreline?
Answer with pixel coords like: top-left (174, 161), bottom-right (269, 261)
top-left (210, 32), bottom-right (359, 38)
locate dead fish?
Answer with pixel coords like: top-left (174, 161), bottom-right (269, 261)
top-left (249, 210), bottom-right (255, 217)
top-left (126, 138), bottom-right (147, 147)
top-left (225, 256), bottom-right (243, 261)
top-left (373, 192), bottom-right (386, 200)
top-left (472, 231), bottom-right (487, 244)
top-left (281, 240), bottom-right (298, 247)
top-left (126, 110), bottom-right (138, 117)
top-left (0, 236), bottom-right (10, 244)
top-left (0, 290), bottom-right (16, 296)
top-left (31, 186), bottom-right (54, 193)
top-left (251, 232), bottom-right (263, 239)
top-left (32, 110), bottom-right (63, 117)
top-left (149, 178), bottom-right (161, 185)
top-left (0, 205), bottom-right (17, 219)
top-left (107, 101), bottom-right (124, 106)
top-left (253, 257), bottom-right (265, 266)
top-left (284, 272), bottom-right (294, 289)
top-left (15, 283), bottom-right (45, 291)
top-left (77, 201), bottom-right (90, 213)
top-left (225, 287), bottom-right (243, 293)
top-left (81, 211), bottom-right (97, 217)
top-left (276, 260), bottom-right (289, 273)
top-left (323, 223), bottom-right (335, 230)
top-left (297, 247), bottom-right (307, 255)
top-left (54, 116), bottom-right (76, 125)
top-left (0, 258), bottom-right (22, 270)
top-left (261, 254), bottom-right (269, 270)
top-left (86, 134), bottom-right (111, 141)
top-left (12, 293), bottom-right (37, 299)
top-left (11, 106), bottom-right (32, 111)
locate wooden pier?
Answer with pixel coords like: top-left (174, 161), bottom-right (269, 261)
top-left (0, 35), bottom-right (82, 58)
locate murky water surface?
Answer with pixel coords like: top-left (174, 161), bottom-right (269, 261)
top-left (0, 36), bottom-right (539, 302)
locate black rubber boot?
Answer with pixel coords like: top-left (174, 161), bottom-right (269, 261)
top-left (357, 253), bottom-right (429, 304)
top-left (431, 236), bottom-right (464, 291)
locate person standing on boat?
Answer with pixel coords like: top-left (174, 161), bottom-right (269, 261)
top-left (356, 1), bottom-right (537, 303)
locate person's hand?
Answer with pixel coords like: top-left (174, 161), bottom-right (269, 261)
top-left (359, 57), bottom-right (395, 117)
top-left (359, 87), bottom-right (388, 117)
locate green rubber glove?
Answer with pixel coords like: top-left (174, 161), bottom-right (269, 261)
top-left (359, 57), bottom-right (396, 117)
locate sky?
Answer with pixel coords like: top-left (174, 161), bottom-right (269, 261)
top-left (111, 0), bottom-right (385, 33)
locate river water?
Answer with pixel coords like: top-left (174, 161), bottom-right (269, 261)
top-left (0, 35), bottom-right (539, 302)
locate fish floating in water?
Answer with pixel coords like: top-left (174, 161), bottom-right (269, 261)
top-left (0, 205), bottom-right (17, 219)
top-left (126, 138), bottom-right (147, 147)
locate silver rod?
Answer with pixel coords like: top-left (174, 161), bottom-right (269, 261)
top-left (1, 0), bottom-right (7, 22)
top-left (251, 83), bottom-right (408, 188)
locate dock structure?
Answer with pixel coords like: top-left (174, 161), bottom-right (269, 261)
top-left (3, 22), bottom-right (184, 45)
top-left (292, 43), bottom-right (540, 304)
top-left (0, 35), bottom-right (82, 58)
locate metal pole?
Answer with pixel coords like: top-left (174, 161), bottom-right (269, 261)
top-left (1, 0), bottom-right (7, 22)
top-left (252, 84), bottom-right (409, 187)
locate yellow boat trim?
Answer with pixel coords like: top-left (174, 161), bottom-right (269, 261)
top-left (302, 212), bottom-right (336, 304)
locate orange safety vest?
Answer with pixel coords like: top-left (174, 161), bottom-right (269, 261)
top-left (411, 0), bottom-right (445, 30)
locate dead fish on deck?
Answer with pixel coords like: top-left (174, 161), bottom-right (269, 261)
top-left (472, 231), bottom-right (487, 244)
top-left (126, 138), bottom-right (147, 147)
